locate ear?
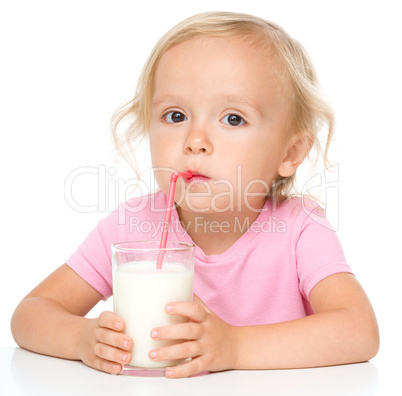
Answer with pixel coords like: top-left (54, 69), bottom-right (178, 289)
top-left (277, 133), bottom-right (313, 178)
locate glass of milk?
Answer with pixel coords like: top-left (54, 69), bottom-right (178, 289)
top-left (112, 240), bottom-right (195, 377)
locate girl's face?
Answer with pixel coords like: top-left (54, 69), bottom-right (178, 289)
top-left (149, 35), bottom-right (299, 214)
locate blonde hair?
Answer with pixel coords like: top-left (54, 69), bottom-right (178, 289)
top-left (111, 11), bottom-right (334, 202)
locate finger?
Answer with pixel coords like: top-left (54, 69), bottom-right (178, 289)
top-left (94, 342), bottom-right (131, 367)
top-left (192, 294), bottom-right (213, 314)
top-left (166, 356), bottom-right (208, 379)
top-left (151, 322), bottom-right (202, 341)
top-left (91, 356), bottom-right (123, 375)
top-left (166, 301), bottom-right (208, 323)
top-left (149, 340), bottom-right (201, 362)
top-left (98, 311), bottom-right (125, 331)
top-left (95, 327), bottom-right (133, 351)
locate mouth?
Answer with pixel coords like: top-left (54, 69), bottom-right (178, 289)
top-left (186, 170), bottom-right (211, 182)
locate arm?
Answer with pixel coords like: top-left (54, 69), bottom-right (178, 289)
top-left (234, 273), bottom-right (379, 369)
top-left (11, 264), bottom-right (133, 373)
top-left (149, 273), bottom-right (379, 378)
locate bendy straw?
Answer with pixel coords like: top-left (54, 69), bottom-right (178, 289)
top-left (156, 171), bottom-right (193, 269)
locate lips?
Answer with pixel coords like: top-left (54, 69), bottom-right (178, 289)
top-left (186, 170), bottom-right (211, 181)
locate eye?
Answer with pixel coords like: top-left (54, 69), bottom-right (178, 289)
top-left (164, 111), bottom-right (187, 123)
top-left (221, 114), bottom-right (245, 126)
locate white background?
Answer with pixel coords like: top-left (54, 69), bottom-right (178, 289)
top-left (1, 0), bottom-right (401, 375)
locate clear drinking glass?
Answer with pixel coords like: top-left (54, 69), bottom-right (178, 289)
top-left (112, 240), bottom-right (195, 377)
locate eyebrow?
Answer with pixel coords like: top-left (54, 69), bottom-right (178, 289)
top-left (152, 94), bottom-right (262, 113)
top-left (152, 95), bottom-right (183, 108)
top-left (221, 95), bottom-right (262, 112)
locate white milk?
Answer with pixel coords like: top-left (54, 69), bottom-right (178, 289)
top-left (113, 261), bottom-right (194, 368)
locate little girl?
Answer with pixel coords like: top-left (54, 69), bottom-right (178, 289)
top-left (11, 11), bottom-right (379, 379)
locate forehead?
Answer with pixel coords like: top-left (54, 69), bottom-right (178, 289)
top-left (153, 36), bottom-right (289, 107)
top-left (156, 35), bottom-right (278, 76)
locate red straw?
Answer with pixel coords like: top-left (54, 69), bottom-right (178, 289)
top-left (156, 171), bottom-right (193, 269)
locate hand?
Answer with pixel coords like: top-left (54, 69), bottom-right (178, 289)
top-left (148, 295), bottom-right (237, 378)
top-left (78, 311), bottom-right (133, 374)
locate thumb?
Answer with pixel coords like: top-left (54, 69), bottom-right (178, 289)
top-left (193, 294), bottom-right (214, 314)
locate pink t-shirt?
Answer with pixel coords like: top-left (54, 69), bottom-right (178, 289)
top-left (66, 191), bottom-right (351, 326)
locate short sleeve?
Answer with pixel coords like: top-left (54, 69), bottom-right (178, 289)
top-left (65, 209), bottom-right (119, 300)
top-left (64, 192), bottom-right (169, 300)
top-left (296, 206), bottom-right (352, 300)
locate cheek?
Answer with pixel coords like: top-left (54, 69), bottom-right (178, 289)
top-left (152, 168), bottom-right (175, 199)
top-left (149, 133), bottom-right (171, 168)
top-left (236, 148), bottom-right (282, 192)
top-left (149, 138), bottom-right (169, 194)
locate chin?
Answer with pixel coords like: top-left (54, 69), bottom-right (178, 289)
top-left (177, 196), bottom-right (238, 215)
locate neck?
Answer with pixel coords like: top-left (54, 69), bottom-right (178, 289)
top-left (177, 202), bottom-right (266, 255)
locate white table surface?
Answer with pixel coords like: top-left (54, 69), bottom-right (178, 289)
top-left (0, 347), bottom-right (397, 396)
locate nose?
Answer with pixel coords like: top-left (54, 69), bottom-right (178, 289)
top-left (183, 125), bottom-right (213, 154)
